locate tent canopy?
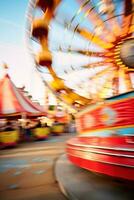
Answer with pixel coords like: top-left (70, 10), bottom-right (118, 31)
top-left (0, 74), bottom-right (46, 117)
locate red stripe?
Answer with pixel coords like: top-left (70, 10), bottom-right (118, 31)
top-left (67, 136), bottom-right (134, 149)
top-left (18, 89), bottom-right (44, 112)
top-left (68, 154), bottom-right (134, 181)
top-left (77, 97), bottom-right (134, 132)
top-left (0, 78), bottom-right (5, 114)
top-left (67, 136), bottom-right (134, 180)
top-left (67, 148), bottom-right (134, 167)
top-left (67, 144), bottom-right (134, 156)
top-left (8, 77), bottom-right (25, 113)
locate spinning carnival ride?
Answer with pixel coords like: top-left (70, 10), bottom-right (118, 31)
top-left (27, 0), bottom-right (134, 180)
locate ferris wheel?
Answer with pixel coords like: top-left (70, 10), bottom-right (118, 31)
top-left (26, 0), bottom-right (134, 110)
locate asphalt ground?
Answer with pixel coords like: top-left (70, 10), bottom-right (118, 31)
top-left (1, 133), bottom-right (133, 200)
top-left (0, 134), bottom-right (73, 200)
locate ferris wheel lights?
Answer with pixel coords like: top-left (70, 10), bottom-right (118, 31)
top-left (114, 55), bottom-right (119, 58)
top-left (115, 58), bottom-right (122, 63)
top-left (115, 59), bottom-right (121, 62)
top-left (114, 52), bottom-right (119, 56)
top-left (128, 68), bottom-right (134, 72)
top-left (120, 64), bottom-right (126, 69)
top-left (117, 61), bottom-right (123, 65)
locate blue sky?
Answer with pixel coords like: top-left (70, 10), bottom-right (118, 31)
top-left (0, 0), bottom-right (28, 45)
top-left (0, 0), bottom-right (47, 105)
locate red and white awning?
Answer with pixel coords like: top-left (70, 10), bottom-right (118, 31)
top-left (0, 74), bottom-right (45, 116)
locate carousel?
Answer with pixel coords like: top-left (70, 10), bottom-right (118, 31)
top-left (27, 0), bottom-right (134, 181)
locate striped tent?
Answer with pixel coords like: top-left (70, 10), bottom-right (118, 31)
top-left (0, 74), bottom-right (45, 117)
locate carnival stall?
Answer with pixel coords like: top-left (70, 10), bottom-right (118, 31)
top-left (48, 106), bottom-right (70, 135)
top-left (0, 73), bottom-right (47, 146)
top-left (32, 116), bottom-right (51, 140)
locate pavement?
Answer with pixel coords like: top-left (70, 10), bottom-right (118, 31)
top-left (1, 133), bottom-right (133, 200)
top-left (55, 154), bottom-right (134, 200)
top-left (0, 134), bottom-right (73, 200)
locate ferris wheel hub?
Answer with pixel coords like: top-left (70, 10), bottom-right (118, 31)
top-left (120, 39), bottom-right (134, 69)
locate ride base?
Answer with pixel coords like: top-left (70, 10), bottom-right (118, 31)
top-left (55, 154), bottom-right (134, 200)
top-left (67, 91), bottom-right (134, 181)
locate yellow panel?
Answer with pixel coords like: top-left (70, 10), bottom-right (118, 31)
top-left (33, 128), bottom-right (50, 137)
top-left (0, 131), bottom-right (19, 143)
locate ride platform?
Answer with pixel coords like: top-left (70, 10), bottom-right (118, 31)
top-left (55, 154), bottom-right (134, 200)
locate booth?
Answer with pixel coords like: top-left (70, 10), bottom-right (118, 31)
top-left (51, 109), bottom-right (70, 135)
top-left (0, 130), bottom-right (19, 147)
top-left (0, 73), bottom-right (46, 146)
top-left (33, 127), bottom-right (50, 140)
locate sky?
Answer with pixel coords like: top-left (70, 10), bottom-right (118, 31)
top-left (0, 0), bottom-right (92, 105)
top-left (0, 0), bottom-right (46, 105)
top-left (0, 0), bottom-right (98, 105)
